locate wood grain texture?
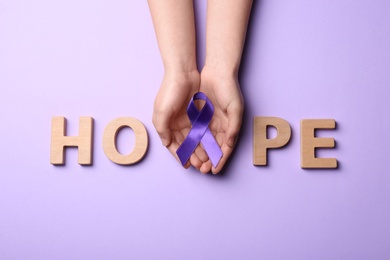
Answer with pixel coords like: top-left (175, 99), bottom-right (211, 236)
top-left (253, 116), bottom-right (291, 166)
top-left (50, 116), bottom-right (93, 165)
top-left (102, 117), bottom-right (148, 165)
top-left (300, 119), bottom-right (337, 169)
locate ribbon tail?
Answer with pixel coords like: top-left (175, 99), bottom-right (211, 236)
top-left (201, 129), bottom-right (223, 168)
top-left (176, 132), bottom-right (198, 166)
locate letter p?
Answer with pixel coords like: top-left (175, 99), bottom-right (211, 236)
top-left (253, 117), bottom-right (291, 165)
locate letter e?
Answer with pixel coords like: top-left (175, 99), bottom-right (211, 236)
top-left (300, 119), bottom-right (337, 168)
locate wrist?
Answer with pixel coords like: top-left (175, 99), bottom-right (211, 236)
top-left (201, 63), bottom-right (239, 80)
top-left (164, 67), bottom-right (199, 81)
top-left (163, 57), bottom-right (198, 75)
top-left (161, 69), bottom-right (200, 94)
top-left (202, 60), bottom-right (240, 79)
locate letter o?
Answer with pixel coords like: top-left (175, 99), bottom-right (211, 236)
top-left (102, 117), bottom-right (148, 165)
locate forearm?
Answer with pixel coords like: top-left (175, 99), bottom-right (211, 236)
top-left (204, 0), bottom-right (253, 76)
top-left (147, 0), bottom-right (197, 74)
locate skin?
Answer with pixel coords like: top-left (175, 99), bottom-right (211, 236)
top-left (148, 0), bottom-right (252, 174)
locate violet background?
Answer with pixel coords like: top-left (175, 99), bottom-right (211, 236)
top-left (1, 0), bottom-right (390, 259)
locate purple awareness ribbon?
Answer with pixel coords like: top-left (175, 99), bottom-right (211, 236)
top-left (176, 92), bottom-right (223, 168)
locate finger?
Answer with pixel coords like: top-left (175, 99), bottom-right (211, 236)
top-left (200, 160), bottom-right (212, 174)
top-left (177, 130), bottom-right (204, 169)
top-left (210, 133), bottom-right (232, 174)
top-left (194, 144), bottom-right (209, 163)
top-left (166, 140), bottom-right (191, 169)
top-left (171, 129), bottom-right (203, 170)
top-left (165, 131), bottom-right (190, 169)
top-left (152, 109), bottom-right (172, 147)
top-left (190, 153), bottom-right (202, 170)
top-left (211, 143), bottom-right (233, 174)
top-left (226, 104), bottom-right (243, 148)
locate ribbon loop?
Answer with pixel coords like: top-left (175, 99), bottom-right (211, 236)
top-left (176, 92), bottom-right (223, 168)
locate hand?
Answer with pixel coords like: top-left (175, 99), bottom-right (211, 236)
top-left (153, 70), bottom-right (210, 170)
top-left (198, 66), bottom-right (244, 174)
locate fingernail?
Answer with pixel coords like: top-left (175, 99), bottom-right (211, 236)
top-left (162, 138), bottom-right (169, 146)
top-left (228, 137), bottom-right (236, 147)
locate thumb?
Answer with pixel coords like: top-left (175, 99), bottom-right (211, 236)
top-left (226, 106), bottom-right (243, 148)
top-left (152, 111), bottom-right (172, 147)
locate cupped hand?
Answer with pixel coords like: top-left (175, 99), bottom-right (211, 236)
top-left (198, 67), bottom-right (244, 174)
top-left (153, 70), bottom-right (210, 170)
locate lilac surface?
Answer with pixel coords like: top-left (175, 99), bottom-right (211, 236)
top-left (1, 0), bottom-right (390, 259)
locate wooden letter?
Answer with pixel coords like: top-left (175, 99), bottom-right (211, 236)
top-left (102, 117), bottom-right (148, 165)
top-left (50, 116), bottom-right (93, 165)
top-left (253, 117), bottom-right (291, 165)
top-left (300, 119), bottom-right (337, 168)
